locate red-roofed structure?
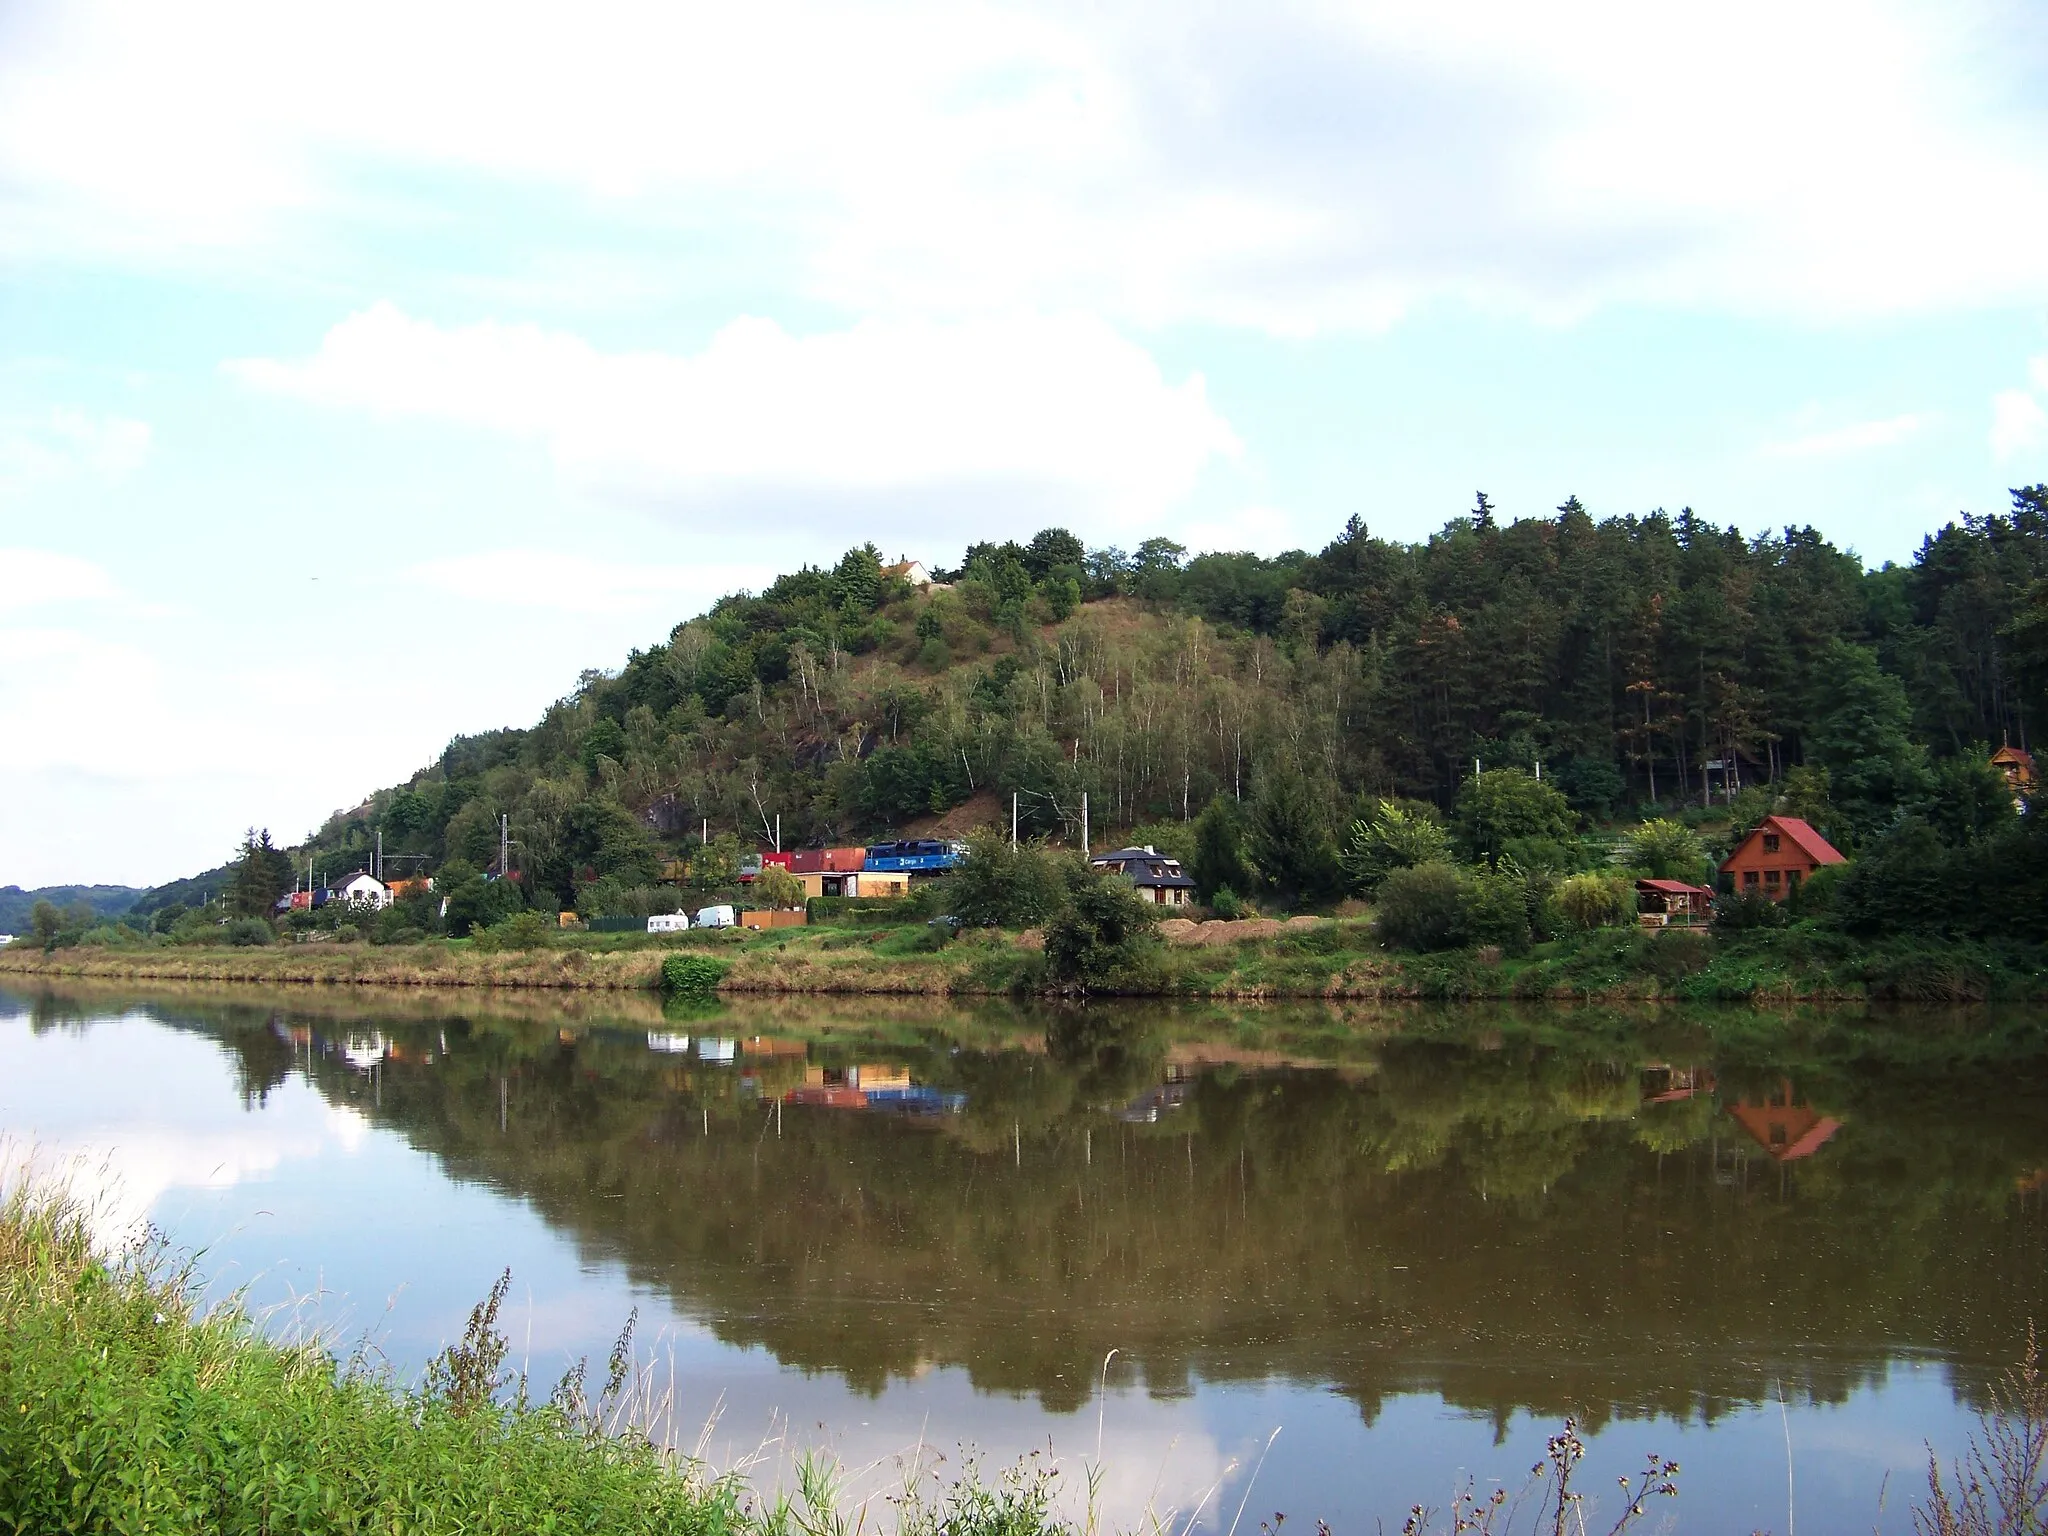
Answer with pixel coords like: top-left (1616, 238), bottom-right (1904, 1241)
top-left (1719, 814), bottom-right (1845, 901)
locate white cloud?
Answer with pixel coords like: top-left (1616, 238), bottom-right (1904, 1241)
top-left (1766, 413), bottom-right (1935, 460)
top-left (4, 1), bottom-right (2045, 329)
top-left (1992, 354), bottom-right (2048, 460)
top-left (0, 550), bottom-right (120, 611)
top-left (0, 409), bottom-right (151, 485)
top-left (405, 550), bottom-right (777, 615)
top-left (229, 303), bottom-right (1241, 532)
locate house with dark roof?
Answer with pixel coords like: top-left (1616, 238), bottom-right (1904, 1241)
top-left (1718, 814), bottom-right (1845, 901)
top-left (1089, 846), bottom-right (1197, 906)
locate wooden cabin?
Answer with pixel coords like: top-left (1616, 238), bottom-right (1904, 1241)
top-left (1719, 814), bottom-right (1844, 901)
top-left (1992, 745), bottom-right (2035, 806)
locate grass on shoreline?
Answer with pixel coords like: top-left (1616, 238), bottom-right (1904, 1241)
top-left (0, 1180), bottom-right (1083, 1536)
top-left (2, 916), bottom-right (2042, 1003)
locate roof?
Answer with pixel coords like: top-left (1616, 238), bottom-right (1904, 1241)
top-left (332, 870), bottom-right (385, 888)
top-left (1090, 848), bottom-right (1197, 887)
top-left (1991, 745), bottom-right (2034, 767)
top-left (1720, 814), bottom-right (1845, 872)
top-left (1636, 878), bottom-right (1711, 895)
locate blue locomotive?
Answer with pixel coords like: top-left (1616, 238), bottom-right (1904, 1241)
top-left (862, 838), bottom-right (965, 873)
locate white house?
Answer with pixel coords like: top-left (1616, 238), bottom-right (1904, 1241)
top-left (331, 872), bottom-right (392, 909)
top-left (884, 557), bottom-right (935, 588)
top-left (1089, 846), bottom-right (1197, 906)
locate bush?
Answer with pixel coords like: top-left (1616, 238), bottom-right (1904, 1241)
top-left (1554, 872), bottom-right (1635, 931)
top-left (1209, 886), bottom-right (1247, 920)
top-left (1043, 865), bottom-right (1159, 988)
top-left (224, 918), bottom-right (273, 947)
top-left (660, 953), bottom-right (728, 995)
top-left (472, 911), bottom-right (555, 952)
top-left (1714, 889), bottom-right (1790, 932)
top-left (1372, 862), bottom-right (1468, 952)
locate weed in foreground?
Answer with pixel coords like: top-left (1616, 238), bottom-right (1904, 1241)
top-left (1915, 1326), bottom-right (2048, 1536)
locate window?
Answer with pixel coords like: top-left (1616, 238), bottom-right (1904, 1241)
top-left (1786, 870), bottom-right (1801, 889)
top-left (1765, 869), bottom-right (1780, 886)
top-left (1762, 833), bottom-right (1780, 853)
top-left (1743, 870), bottom-right (1759, 887)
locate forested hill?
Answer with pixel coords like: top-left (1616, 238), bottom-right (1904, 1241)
top-left (294, 490), bottom-right (2048, 911)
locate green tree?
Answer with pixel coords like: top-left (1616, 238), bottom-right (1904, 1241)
top-left (1554, 872), bottom-right (1634, 930)
top-left (443, 875), bottom-right (523, 938)
top-left (1339, 801), bottom-right (1452, 893)
top-left (29, 899), bottom-right (61, 945)
top-left (1804, 641), bottom-right (1930, 843)
top-left (753, 865), bottom-right (805, 911)
top-left (832, 545), bottom-right (884, 614)
top-left (579, 717), bottom-right (626, 774)
top-left (1453, 771), bottom-right (1575, 867)
top-left (1915, 753), bottom-right (2016, 845)
top-left (1623, 819), bottom-right (1708, 882)
top-left (945, 830), bottom-right (1068, 928)
top-left (230, 828), bottom-right (292, 918)
top-left (1244, 764), bottom-right (1340, 904)
top-left (1188, 795), bottom-right (1254, 902)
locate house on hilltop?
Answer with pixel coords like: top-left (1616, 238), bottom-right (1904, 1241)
top-left (1089, 846), bottom-right (1196, 906)
top-left (883, 557), bottom-right (935, 589)
top-left (1718, 814), bottom-right (1844, 900)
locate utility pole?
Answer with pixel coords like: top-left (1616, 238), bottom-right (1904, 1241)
top-left (701, 818), bottom-right (708, 846)
top-left (774, 813), bottom-right (781, 853)
top-left (1011, 791), bottom-right (1018, 848)
top-left (1081, 792), bottom-right (1089, 855)
top-left (376, 829), bottom-right (383, 880)
top-left (499, 814), bottom-right (509, 879)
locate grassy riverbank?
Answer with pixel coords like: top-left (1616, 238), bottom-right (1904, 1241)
top-left (0, 1182), bottom-right (1075, 1536)
top-left (5, 917), bottom-right (2044, 1001)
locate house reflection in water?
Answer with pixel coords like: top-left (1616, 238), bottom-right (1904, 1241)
top-left (1726, 1079), bottom-right (1843, 1162)
top-left (783, 1063), bottom-right (966, 1117)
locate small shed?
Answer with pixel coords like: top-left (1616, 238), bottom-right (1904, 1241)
top-left (1719, 814), bottom-right (1845, 901)
top-left (1635, 878), bottom-right (1712, 926)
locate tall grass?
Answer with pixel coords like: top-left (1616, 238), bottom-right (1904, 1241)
top-left (0, 1181), bottom-right (749, 1535)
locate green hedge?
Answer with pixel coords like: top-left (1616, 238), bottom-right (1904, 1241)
top-left (660, 952), bottom-right (728, 995)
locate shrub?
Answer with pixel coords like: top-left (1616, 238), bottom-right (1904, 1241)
top-left (1209, 886), bottom-right (1246, 919)
top-left (661, 953), bottom-right (728, 995)
top-left (1043, 865), bottom-right (1159, 988)
top-left (752, 865), bottom-right (806, 911)
top-left (224, 918), bottom-right (273, 947)
top-left (1462, 866), bottom-right (1532, 952)
top-left (1714, 888), bottom-right (1790, 932)
top-left (1554, 872), bottom-right (1635, 931)
top-left (1454, 769), bottom-right (1575, 866)
top-left (472, 911), bottom-right (555, 952)
top-left (1372, 862), bottom-right (1468, 952)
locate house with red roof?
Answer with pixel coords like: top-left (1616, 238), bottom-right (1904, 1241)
top-left (1718, 814), bottom-right (1845, 901)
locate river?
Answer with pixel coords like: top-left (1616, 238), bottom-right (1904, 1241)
top-left (3, 983), bottom-right (2043, 1535)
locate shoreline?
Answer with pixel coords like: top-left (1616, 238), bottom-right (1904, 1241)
top-left (4, 923), bottom-right (2042, 1002)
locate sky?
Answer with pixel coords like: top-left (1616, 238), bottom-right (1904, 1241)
top-left (3, 0), bottom-right (2047, 890)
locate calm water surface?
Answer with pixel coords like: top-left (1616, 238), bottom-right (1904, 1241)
top-left (3, 984), bottom-right (2044, 1535)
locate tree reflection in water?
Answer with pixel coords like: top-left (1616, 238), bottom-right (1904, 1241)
top-left (20, 986), bottom-right (2048, 1432)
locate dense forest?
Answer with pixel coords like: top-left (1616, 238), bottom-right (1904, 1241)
top-left (290, 489), bottom-right (2047, 917)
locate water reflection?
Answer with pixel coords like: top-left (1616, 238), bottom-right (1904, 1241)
top-left (3, 985), bottom-right (2045, 1531)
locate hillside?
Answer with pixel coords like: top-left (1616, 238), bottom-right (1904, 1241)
top-left (0, 886), bottom-right (144, 934)
top-left (268, 492), bottom-right (2046, 918)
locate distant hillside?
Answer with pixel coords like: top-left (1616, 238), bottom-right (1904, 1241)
top-left (0, 885), bottom-right (144, 932)
top-left (262, 490), bottom-right (2044, 911)
top-left (128, 866), bottom-right (234, 919)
